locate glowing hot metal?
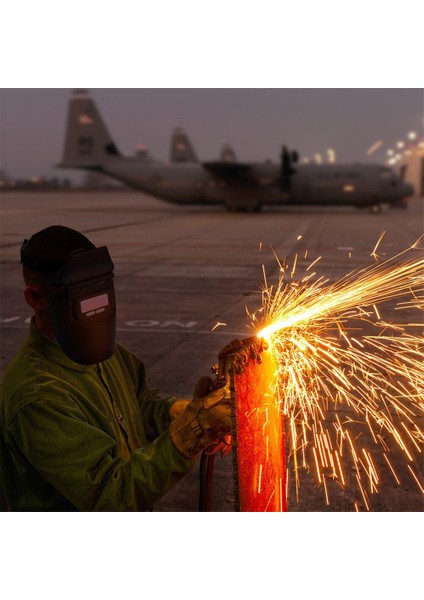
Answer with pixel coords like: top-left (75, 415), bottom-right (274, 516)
top-left (227, 338), bottom-right (287, 512)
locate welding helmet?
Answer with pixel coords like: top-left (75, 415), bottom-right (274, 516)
top-left (21, 240), bottom-right (116, 365)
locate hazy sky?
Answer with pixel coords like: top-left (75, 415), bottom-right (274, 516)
top-left (0, 88), bottom-right (423, 182)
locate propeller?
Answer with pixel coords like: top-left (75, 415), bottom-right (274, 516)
top-left (399, 164), bottom-right (408, 181)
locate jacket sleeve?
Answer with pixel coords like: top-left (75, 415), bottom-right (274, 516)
top-left (115, 344), bottom-right (187, 440)
top-left (8, 396), bottom-right (195, 511)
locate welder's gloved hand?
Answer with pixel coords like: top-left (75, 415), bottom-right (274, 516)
top-left (204, 434), bottom-right (232, 458)
top-left (169, 399), bottom-right (191, 421)
top-left (169, 375), bottom-right (232, 459)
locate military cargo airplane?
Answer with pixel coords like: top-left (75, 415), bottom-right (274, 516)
top-left (59, 90), bottom-right (414, 213)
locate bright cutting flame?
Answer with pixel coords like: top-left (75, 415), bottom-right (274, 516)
top-left (252, 238), bottom-right (424, 509)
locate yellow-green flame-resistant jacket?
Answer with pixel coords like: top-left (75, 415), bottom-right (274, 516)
top-left (0, 321), bottom-right (194, 511)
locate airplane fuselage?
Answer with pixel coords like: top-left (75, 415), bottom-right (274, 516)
top-left (100, 159), bottom-right (413, 211)
top-left (103, 160), bottom-right (209, 204)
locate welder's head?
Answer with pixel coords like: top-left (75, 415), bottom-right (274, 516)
top-left (21, 225), bottom-right (116, 365)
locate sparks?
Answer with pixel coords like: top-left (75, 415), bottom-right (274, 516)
top-left (211, 321), bottom-right (227, 331)
top-left (251, 237), bottom-right (424, 509)
top-left (371, 230), bottom-right (386, 261)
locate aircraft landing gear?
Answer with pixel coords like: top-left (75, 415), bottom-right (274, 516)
top-left (249, 202), bottom-right (262, 213)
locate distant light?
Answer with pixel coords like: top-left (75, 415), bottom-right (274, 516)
top-left (408, 131), bottom-right (417, 141)
top-left (343, 185), bottom-right (355, 192)
top-left (367, 140), bottom-right (383, 155)
top-left (387, 149), bottom-right (394, 156)
top-left (314, 154), bottom-right (322, 164)
top-left (397, 141), bottom-right (404, 149)
top-left (327, 148), bottom-right (336, 163)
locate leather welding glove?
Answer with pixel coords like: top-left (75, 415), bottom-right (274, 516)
top-left (169, 399), bottom-right (191, 421)
top-left (169, 376), bottom-right (232, 459)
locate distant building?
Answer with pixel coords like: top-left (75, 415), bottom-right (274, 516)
top-left (0, 175), bottom-right (72, 190)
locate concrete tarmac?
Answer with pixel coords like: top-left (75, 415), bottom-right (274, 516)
top-left (1, 191), bottom-right (423, 511)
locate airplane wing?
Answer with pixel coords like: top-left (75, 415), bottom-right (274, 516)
top-left (202, 161), bottom-right (252, 177)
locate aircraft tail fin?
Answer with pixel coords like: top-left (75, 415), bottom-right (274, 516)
top-left (59, 90), bottom-right (121, 168)
top-left (169, 128), bottom-right (198, 163)
top-left (220, 144), bottom-right (237, 162)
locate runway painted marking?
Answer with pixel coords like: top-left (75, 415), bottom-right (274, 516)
top-left (0, 315), bottom-right (245, 337)
top-left (117, 328), bottom-right (245, 336)
top-left (0, 316), bottom-right (22, 323)
top-left (125, 319), bottom-right (197, 329)
top-left (1, 316), bottom-right (198, 329)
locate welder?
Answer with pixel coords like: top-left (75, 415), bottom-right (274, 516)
top-left (0, 225), bottom-right (232, 511)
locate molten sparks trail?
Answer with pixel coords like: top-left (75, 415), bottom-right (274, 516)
top-left (211, 321), bottom-right (227, 332)
top-left (251, 237), bottom-right (424, 509)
